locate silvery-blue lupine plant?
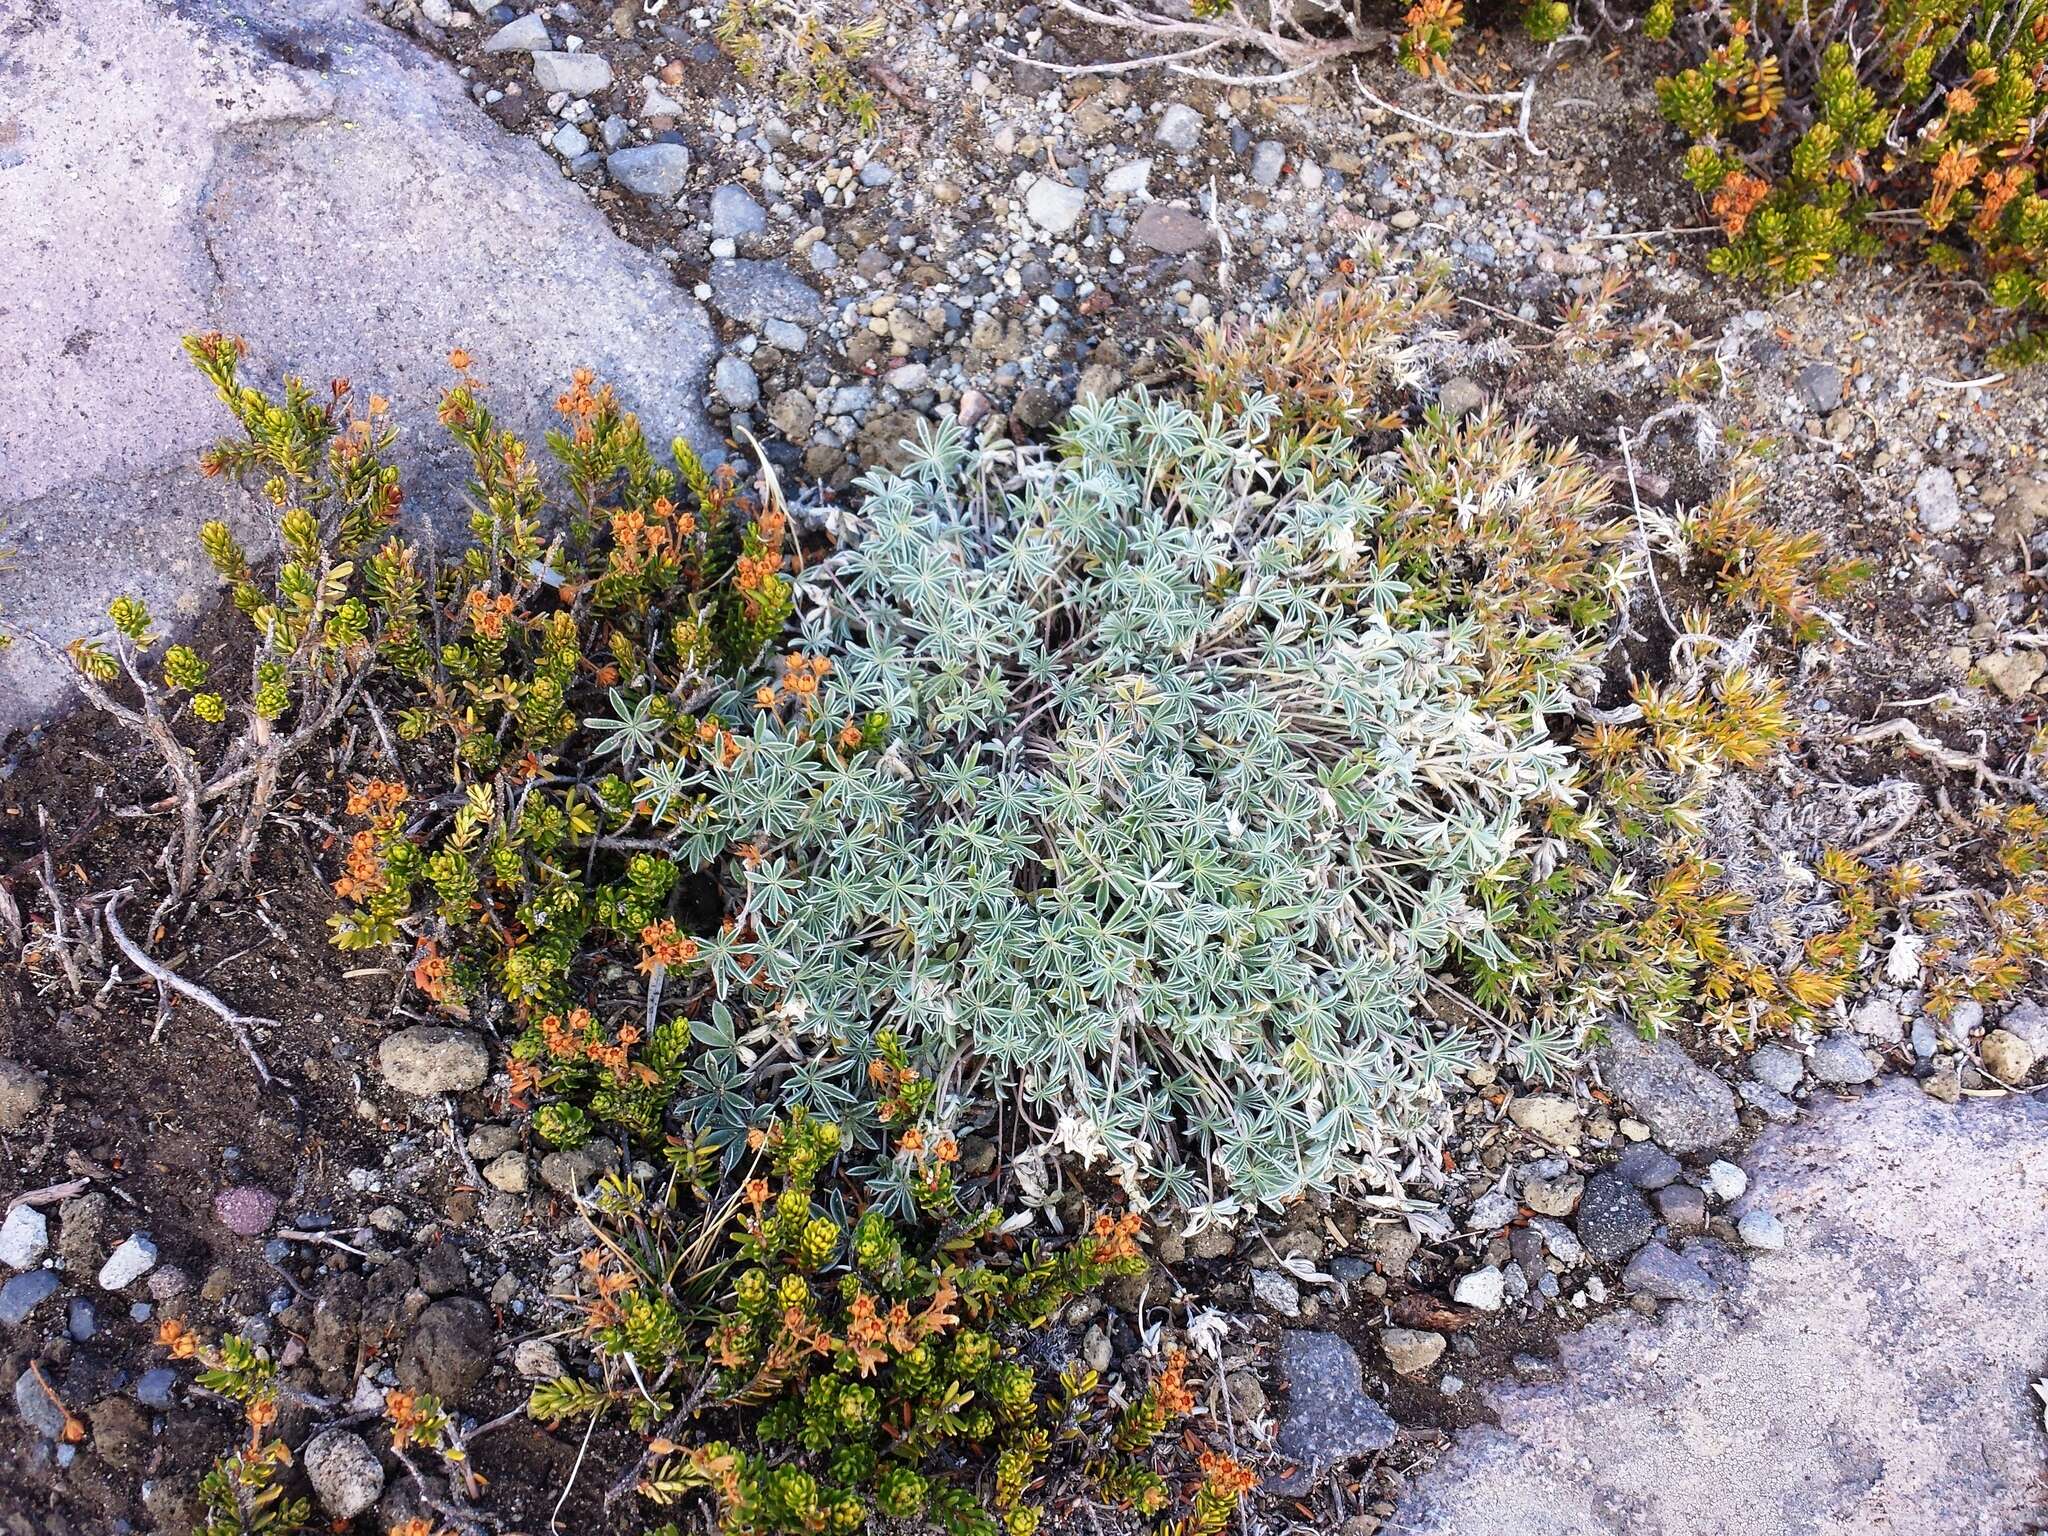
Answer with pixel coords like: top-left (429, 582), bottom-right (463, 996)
top-left (672, 392), bottom-right (1579, 1220)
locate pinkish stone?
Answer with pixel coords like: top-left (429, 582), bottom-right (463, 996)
top-left (213, 1186), bottom-right (278, 1238)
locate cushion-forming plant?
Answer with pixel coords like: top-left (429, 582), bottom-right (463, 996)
top-left (667, 394), bottom-right (1580, 1216)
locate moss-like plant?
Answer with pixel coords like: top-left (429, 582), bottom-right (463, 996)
top-left (713, 2), bottom-right (885, 130)
top-left (531, 1107), bottom-right (1245, 1536)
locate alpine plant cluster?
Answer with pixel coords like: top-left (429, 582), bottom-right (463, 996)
top-left (672, 398), bottom-right (1583, 1214)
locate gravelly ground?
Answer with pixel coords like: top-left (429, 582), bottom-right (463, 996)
top-left (4, 1), bottom-right (2047, 1532)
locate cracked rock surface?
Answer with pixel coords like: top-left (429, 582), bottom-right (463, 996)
top-left (1392, 1079), bottom-right (2048, 1536)
top-left (0, 0), bottom-right (716, 736)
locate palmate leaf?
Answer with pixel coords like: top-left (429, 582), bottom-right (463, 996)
top-left (583, 686), bottom-right (666, 763)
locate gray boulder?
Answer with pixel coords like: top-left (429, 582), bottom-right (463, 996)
top-left (0, 0), bottom-right (715, 738)
top-left (1395, 1081), bottom-right (2048, 1536)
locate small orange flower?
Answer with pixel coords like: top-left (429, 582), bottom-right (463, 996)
top-left (448, 348), bottom-right (472, 372)
top-left (638, 918), bottom-right (702, 974)
top-left (1154, 1348), bottom-right (1195, 1415)
top-left (1088, 1210), bottom-right (1144, 1265)
top-left (1709, 171), bottom-right (1770, 237)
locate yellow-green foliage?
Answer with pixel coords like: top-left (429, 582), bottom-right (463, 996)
top-left (1650, 0), bottom-right (2048, 362)
top-left (715, 3), bottom-right (885, 130)
top-left (327, 359), bottom-right (792, 1027)
top-left (530, 1106), bottom-right (1248, 1536)
top-left (155, 1324), bottom-right (312, 1536)
top-left (1185, 283), bottom-right (1841, 1060)
top-left (1920, 804), bottom-right (2048, 1016)
top-left (1394, 0), bottom-right (1570, 75)
top-left (1679, 471), bottom-right (1871, 642)
top-left (1185, 279), bottom-right (1451, 442)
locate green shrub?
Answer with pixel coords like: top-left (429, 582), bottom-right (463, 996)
top-left (650, 393), bottom-right (1590, 1213)
top-left (530, 1109), bottom-right (1247, 1536)
top-left (1648, 0), bottom-right (2048, 362)
top-left (323, 360), bottom-right (795, 1151)
top-left (43, 334), bottom-right (397, 897)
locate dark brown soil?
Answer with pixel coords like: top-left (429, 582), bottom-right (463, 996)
top-left (0, 679), bottom-right (651, 1534)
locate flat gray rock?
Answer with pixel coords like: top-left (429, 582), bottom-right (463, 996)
top-left (531, 50), bottom-right (612, 97)
top-left (707, 259), bottom-right (822, 327)
top-left (481, 13), bottom-right (549, 52)
top-left (0, 1269), bottom-right (60, 1326)
top-left (1809, 1031), bottom-right (1880, 1085)
top-left (1131, 203), bottom-right (1211, 254)
top-left (1594, 1028), bottom-right (1739, 1153)
top-left (1393, 1080), bottom-right (2048, 1536)
top-left (0, 0), bottom-right (715, 738)
top-left (709, 184), bottom-right (768, 240)
top-left (1620, 1240), bottom-right (1718, 1302)
top-left (1575, 1169), bottom-right (1656, 1264)
top-left (1272, 1329), bottom-right (1396, 1492)
top-left (607, 143), bottom-right (692, 199)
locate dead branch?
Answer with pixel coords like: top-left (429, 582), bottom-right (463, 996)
top-left (1843, 718), bottom-right (2028, 793)
top-left (102, 889), bottom-right (286, 1093)
top-left (986, 0), bottom-right (1384, 84)
top-left (36, 810), bottom-right (84, 998)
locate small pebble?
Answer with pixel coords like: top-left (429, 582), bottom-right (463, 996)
top-left (1738, 1209), bottom-right (1786, 1251)
top-left (1704, 1161), bottom-right (1748, 1202)
top-left (1453, 1265), bottom-right (1506, 1311)
top-left (98, 1234), bottom-right (159, 1291)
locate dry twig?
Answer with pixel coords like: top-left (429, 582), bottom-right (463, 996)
top-left (1844, 718), bottom-right (2028, 793)
top-left (102, 889), bottom-right (288, 1094)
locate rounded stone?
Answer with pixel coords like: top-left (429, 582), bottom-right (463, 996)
top-left (1453, 1265), bottom-right (1506, 1311)
top-left (1381, 1326), bottom-right (1448, 1376)
top-left (400, 1296), bottom-right (495, 1402)
top-left (1980, 1028), bottom-right (2036, 1083)
top-left (1508, 1092), bottom-right (1583, 1146)
top-left (213, 1186), bottom-right (279, 1238)
top-left (713, 354), bottom-right (761, 412)
top-left (1576, 1170), bottom-right (1657, 1264)
top-left (1438, 376), bottom-right (1487, 420)
top-left (302, 1428), bottom-right (384, 1520)
top-left (378, 1027), bottom-right (489, 1096)
top-left (1809, 1033), bottom-right (1879, 1086)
